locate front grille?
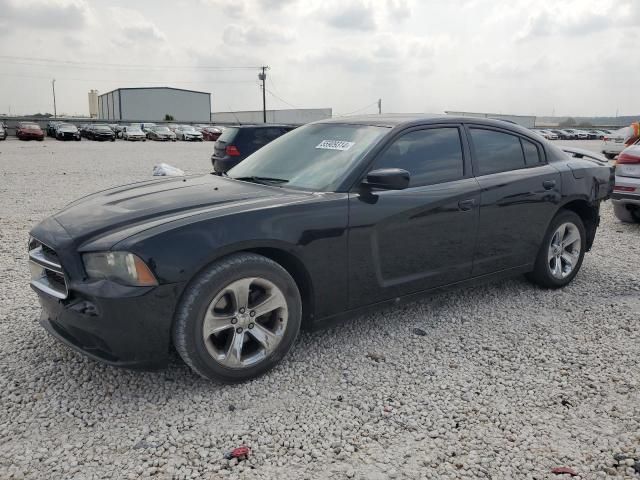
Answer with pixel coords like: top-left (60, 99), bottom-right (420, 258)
top-left (29, 238), bottom-right (68, 299)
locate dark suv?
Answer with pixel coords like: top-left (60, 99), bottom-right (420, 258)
top-left (211, 124), bottom-right (296, 173)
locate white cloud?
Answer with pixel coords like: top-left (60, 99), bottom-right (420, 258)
top-left (110, 7), bottom-right (166, 43)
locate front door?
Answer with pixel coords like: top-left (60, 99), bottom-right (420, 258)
top-left (347, 125), bottom-right (480, 309)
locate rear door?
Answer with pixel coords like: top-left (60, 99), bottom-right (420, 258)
top-left (348, 125), bottom-right (480, 308)
top-left (467, 125), bottom-right (561, 275)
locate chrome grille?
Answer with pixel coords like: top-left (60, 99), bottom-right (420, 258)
top-left (29, 238), bottom-right (68, 299)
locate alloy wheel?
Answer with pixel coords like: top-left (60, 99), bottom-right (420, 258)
top-left (548, 222), bottom-right (581, 279)
top-left (202, 277), bottom-right (288, 368)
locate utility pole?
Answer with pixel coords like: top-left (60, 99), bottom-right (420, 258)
top-left (258, 66), bottom-right (269, 123)
top-left (378, 98), bottom-right (382, 114)
top-left (51, 79), bottom-right (57, 118)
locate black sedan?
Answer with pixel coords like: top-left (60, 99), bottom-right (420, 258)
top-left (87, 125), bottom-right (115, 141)
top-left (29, 116), bottom-right (612, 382)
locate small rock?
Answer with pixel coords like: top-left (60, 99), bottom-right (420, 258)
top-left (412, 328), bottom-right (427, 336)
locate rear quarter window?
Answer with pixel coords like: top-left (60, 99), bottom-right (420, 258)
top-left (217, 127), bottom-right (239, 143)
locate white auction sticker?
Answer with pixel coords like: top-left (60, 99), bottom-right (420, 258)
top-left (315, 140), bottom-right (355, 151)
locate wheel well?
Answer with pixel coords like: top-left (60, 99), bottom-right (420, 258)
top-left (560, 200), bottom-right (599, 251)
top-left (246, 247), bottom-right (315, 328)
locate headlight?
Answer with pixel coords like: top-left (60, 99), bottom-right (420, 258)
top-left (82, 252), bottom-right (158, 286)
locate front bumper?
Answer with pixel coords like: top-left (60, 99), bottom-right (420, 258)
top-left (35, 282), bottom-right (183, 369)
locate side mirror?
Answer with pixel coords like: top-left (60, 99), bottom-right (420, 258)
top-left (364, 168), bottom-right (410, 190)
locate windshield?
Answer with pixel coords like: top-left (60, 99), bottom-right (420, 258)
top-left (94, 125), bottom-right (111, 131)
top-left (228, 123), bottom-right (388, 191)
top-left (128, 127), bottom-right (143, 133)
top-left (22, 123), bottom-right (40, 130)
top-left (154, 126), bottom-right (170, 132)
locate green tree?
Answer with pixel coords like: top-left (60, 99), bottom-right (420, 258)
top-left (164, 114), bottom-right (174, 121)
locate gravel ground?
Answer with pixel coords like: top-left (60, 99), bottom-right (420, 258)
top-left (1, 138), bottom-right (639, 480)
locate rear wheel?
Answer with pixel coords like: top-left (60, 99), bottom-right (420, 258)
top-left (173, 253), bottom-right (302, 383)
top-left (526, 210), bottom-right (585, 288)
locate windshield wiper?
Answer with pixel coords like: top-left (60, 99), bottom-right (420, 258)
top-left (232, 176), bottom-right (289, 186)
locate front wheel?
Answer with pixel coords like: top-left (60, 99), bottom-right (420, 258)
top-left (173, 253), bottom-right (302, 383)
top-left (526, 210), bottom-right (586, 289)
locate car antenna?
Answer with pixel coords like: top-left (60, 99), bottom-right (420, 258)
top-left (227, 105), bottom-right (242, 126)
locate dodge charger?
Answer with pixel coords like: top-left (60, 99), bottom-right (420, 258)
top-left (29, 116), bottom-right (613, 382)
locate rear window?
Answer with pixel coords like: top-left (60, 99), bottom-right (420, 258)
top-left (470, 128), bottom-right (525, 175)
top-left (217, 127), bottom-right (239, 143)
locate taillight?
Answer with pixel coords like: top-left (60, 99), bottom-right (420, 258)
top-left (617, 152), bottom-right (640, 164)
top-left (225, 145), bottom-right (240, 156)
top-left (613, 185), bottom-right (636, 192)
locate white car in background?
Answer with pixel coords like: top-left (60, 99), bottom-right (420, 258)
top-left (122, 126), bottom-right (147, 141)
top-left (602, 127), bottom-right (633, 159)
top-left (612, 139), bottom-right (640, 222)
top-left (175, 125), bottom-right (203, 141)
top-left (537, 129), bottom-right (558, 140)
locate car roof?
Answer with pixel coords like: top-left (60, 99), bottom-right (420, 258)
top-left (224, 124), bottom-right (295, 129)
top-left (314, 114), bottom-right (536, 135)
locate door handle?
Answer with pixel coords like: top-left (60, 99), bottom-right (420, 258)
top-left (543, 180), bottom-right (556, 190)
top-left (458, 199), bottom-right (476, 211)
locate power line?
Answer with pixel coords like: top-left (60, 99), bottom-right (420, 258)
top-left (265, 88), bottom-right (301, 109)
top-left (336, 101), bottom-right (379, 117)
top-left (0, 71), bottom-right (259, 85)
top-left (0, 55), bottom-right (261, 71)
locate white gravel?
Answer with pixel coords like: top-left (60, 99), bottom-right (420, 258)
top-left (1, 138), bottom-right (639, 480)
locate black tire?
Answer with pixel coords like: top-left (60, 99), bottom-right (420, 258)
top-left (613, 203), bottom-right (639, 223)
top-left (173, 253), bottom-right (302, 383)
top-left (526, 210), bottom-right (586, 289)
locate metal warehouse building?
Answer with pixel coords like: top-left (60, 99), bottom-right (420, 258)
top-left (97, 87), bottom-right (211, 122)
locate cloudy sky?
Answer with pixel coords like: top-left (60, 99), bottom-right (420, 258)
top-left (0, 0), bottom-right (638, 117)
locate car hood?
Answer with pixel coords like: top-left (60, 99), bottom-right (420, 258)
top-left (183, 130), bottom-right (202, 135)
top-left (47, 174), bottom-right (310, 248)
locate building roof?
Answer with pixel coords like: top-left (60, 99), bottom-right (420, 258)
top-left (98, 86), bottom-right (211, 98)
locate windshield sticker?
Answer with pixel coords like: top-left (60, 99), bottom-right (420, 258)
top-left (315, 140), bottom-right (355, 151)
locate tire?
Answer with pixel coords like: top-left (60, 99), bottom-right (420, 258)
top-left (613, 203), bottom-right (639, 223)
top-left (526, 210), bottom-right (586, 289)
top-left (173, 253), bottom-right (302, 383)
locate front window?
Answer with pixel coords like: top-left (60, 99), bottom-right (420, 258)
top-left (228, 123), bottom-right (388, 191)
top-left (94, 126), bottom-right (112, 131)
top-left (154, 127), bottom-right (171, 133)
top-left (22, 123), bottom-right (40, 130)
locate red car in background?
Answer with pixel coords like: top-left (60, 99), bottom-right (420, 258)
top-left (17, 122), bottom-right (45, 141)
top-left (202, 126), bottom-right (223, 141)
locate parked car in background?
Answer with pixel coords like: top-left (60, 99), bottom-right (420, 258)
top-left (175, 125), bottom-right (203, 141)
top-left (79, 124), bottom-right (92, 138)
top-left (46, 121), bottom-right (62, 137)
top-left (202, 126), bottom-right (223, 141)
top-left (55, 123), bottom-right (81, 141)
top-left (211, 124), bottom-right (296, 173)
top-left (121, 126), bottom-right (147, 141)
top-left (602, 127), bottom-right (634, 159)
top-left (535, 129), bottom-right (558, 140)
top-left (551, 129), bottom-right (573, 140)
top-left (140, 123), bottom-right (157, 134)
top-left (612, 138), bottom-right (640, 222)
top-left (166, 124), bottom-right (179, 132)
top-left (113, 124), bottom-right (125, 139)
top-left (28, 115), bottom-right (612, 382)
top-left (87, 125), bottom-right (116, 142)
top-left (147, 125), bottom-right (177, 141)
top-left (0, 124), bottom-right (6, 141)
top-left (17, 122), bottom-right (44, 141)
